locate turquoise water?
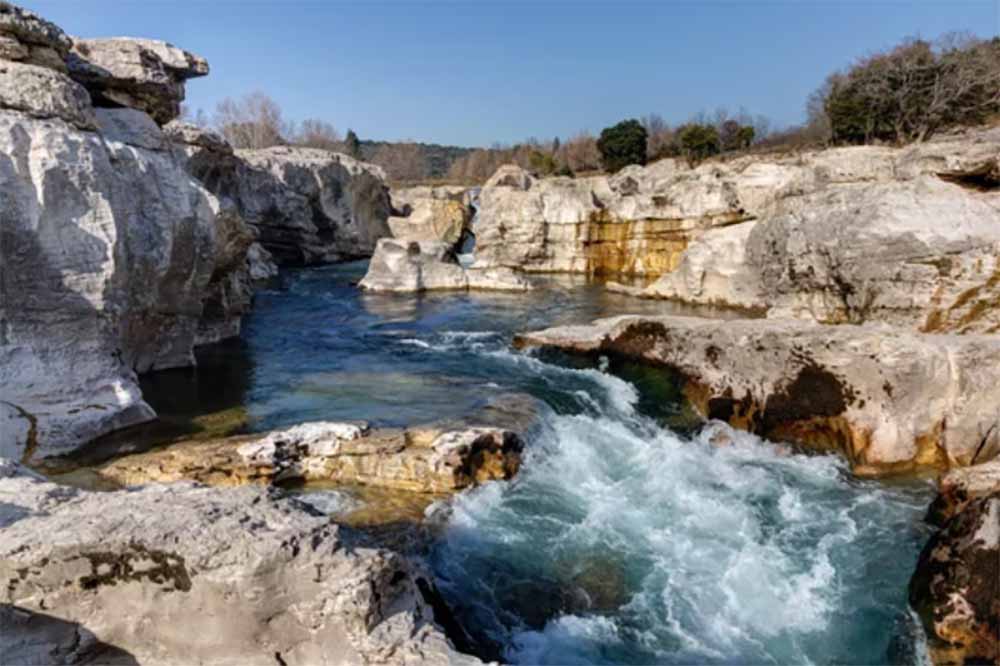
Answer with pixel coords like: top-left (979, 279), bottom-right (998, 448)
top-left (200, 262), bottom-right (935, 664)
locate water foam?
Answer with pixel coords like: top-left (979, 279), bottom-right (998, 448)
top-left (432, 359), bottom-right (932, 665)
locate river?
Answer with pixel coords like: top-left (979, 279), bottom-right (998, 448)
top-left (146, 261), bottom-right (935, 665)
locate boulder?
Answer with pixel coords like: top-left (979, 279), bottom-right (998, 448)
top-left (909, 494), bottom-right (999, 665)
top-left (0, 459), bottom-right (480, 665)
top-left (360, 239), bottom-right (532, 293)
top-left (95, 421), bottom-right (524, 494)
top-left (0, 1), bottom-right (71, 71)
top-left (473, 162), bottom-right (759, 277)
top-left (67, 37), bottom-right (208, 125)
top-left (515, 315), bottom-right (1000, 475)
top-left (388, 191), bottom-right (470, 246)
top-left (618, 220), bottom-right (765, 312)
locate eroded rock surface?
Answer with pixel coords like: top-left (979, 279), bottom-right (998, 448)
top-left (173, 137), bottom-right (392, 265)
top-left (928, 458), bottom-right (1000, 525)
top-left (67, 37), bottom-right (208, 124)
top-left (0, 17), bottom-right (261, 462)
top-left (515, 315), bottom-right (1000, 475)
top-left (479, 129), bottom-right (1000, 332)
top-left (360, 239), bottom-right (532, 293)
top-left (0, 459), bottom-right (481, 665)
top-left (910, 494), bottom-right (999, 665)
top-left (388, 187), bottom-right (470, 246)
top-left (0, 1), bottom-right (71, 72)
top-left (94, 421), bottom-right (524, 494)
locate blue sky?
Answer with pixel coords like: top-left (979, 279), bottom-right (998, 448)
top-left (25, 1), bottom-right (1000, 147)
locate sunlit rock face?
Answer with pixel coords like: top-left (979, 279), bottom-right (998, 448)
top-left (388, 186), bottom-right (471, 246)
top-left (478, 129), bottom-right (1000, 333)
top-left (0, 21), bottom-right (257, 462)
top-left (515, 315), bottom-right (1000, 476)
top-left (0, 458), bottom-right (481, 666)
top-left (360, 239), bottom-right (532, 293)
top-left (94, 420), bottom-right (524, 494)
top-left (67, 36), bottom-right (208, 125)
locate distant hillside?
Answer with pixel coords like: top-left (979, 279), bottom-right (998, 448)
top-left (359, 140), bottom-right (475, 179)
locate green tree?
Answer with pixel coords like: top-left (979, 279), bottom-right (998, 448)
top-left (344, 129), bottom-right (361, 158)
top-left (596, 119), bottom-right (648, 173)
top-left (677, 124), bottom-right (721, 165)
top-left (529, 150), bottom-right (558, 176)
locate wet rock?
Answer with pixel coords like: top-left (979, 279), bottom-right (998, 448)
top-left (360, 239), bottom-right (532, 293)
top-left (67, 37), bottom-right (208, 124)
top-left (909, 494), bottom-right (999, 665)
top-left (928, 458), bottom-right (1000, 525)
top-left (515, 315), bottom-right (1000, 475)
top-left (0, 458), bottom-right (481, 665)
top-left (95, 421), bottom-right (524, 494)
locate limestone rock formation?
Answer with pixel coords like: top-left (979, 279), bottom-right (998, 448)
top-left (525, 128), bottom-right (1000, 334)
top-left (0, 458), bottom-right (481, 665)
top-left (0, 1), bottom-right (71, 72)
top-left (172, 136), bottom-right (393, 265)
top-left (360, 239), bottom-right (532, 293)
top-left (388, 186), bottom-right (471, 246)
top-left (0, 21), bottom-right (259, 462)
top-left (473, 162), bottom-right (756, 277)
top-left (910, 494), bottom-right (999, 665)
top-left (515, 315), bottom-right (1000, 475)
top-left (928, 458), bottom-right (1000, 525)
top-left (96, 420), bottom-right (524, 494)
top-left (67, 37), bottom-right (208, 124)
top-left (0, 60), bottom-right (95, 128)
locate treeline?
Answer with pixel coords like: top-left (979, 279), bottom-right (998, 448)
top-left (185, 32), bottom-right (1000, 184)
top-left (821, 33), bottom-right (1000, 144)
top-left (182, 93), bottom-right (473, 183)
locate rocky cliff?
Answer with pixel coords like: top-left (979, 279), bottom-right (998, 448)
top-left (477, 129), bottom-right (1000, 333)
top-left (0, 3), bottom-right (386, 462)
top-left (171, 127), bottom-right (392, 266)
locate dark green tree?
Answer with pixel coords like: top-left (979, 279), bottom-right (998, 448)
top-left (596, 119), bottom-right (648, 173)
top-left (344, 129), bottom-right (361, 158)
top-left (677, 124), bottom-right (721, 165)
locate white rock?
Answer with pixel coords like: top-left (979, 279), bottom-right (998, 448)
top-left (516, 314), bottom-right (1000, 474)
top-left (360, 239), bottom-right (532, 293)
top-left (0, 458), bottom-right (480, 665)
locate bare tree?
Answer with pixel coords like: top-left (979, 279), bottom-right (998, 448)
top-left (179, 104), bottom-right (210, 128)
top-left (642, 114), bottom-right (675, 160)
top-left (371, 142), bottom-right (428, 183)
top-left (562, 131), bottom-right (602, 173)
top-left (293, 118), bottom-right (341, 151)
top-left (214, 92), bottom-right (289, 150)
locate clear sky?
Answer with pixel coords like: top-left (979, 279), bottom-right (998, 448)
top-left (24, 0), bottom-right (1000, 147)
